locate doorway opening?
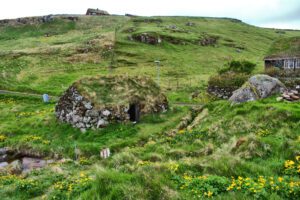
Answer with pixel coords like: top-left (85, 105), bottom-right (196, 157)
top-left (128, 104), bottom-right (140, 122)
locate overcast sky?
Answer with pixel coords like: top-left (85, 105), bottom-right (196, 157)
top-left (0, 0), bottom-right (300, 29)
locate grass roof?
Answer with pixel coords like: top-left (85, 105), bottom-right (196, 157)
top-left (73, 75), bottom-right (162, 106)
top-left (266, 36), bottom-right (300, 59)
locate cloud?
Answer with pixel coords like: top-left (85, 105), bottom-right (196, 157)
top-left (259, 4), bottom-right (300, 24)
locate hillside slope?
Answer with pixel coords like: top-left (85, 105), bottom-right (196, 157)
top-left (0, 15), bottom-right (300, 200)
top-left (0, 15), bottom-right (299, 99)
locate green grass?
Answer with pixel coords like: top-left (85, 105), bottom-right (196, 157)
top-left (1, 15), bottom-right (300, 199)
top-left (266, 36), bottom-right (300, 58)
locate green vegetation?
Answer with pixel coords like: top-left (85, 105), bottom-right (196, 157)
top-left (0, 15), bottom-right (300, 199)
top-left (218, 60), bottom-right (256, 75)
top-left (74, 75), bottom-right (162, 106)
top-left (208, 60), bottom-right (256, 91)
top-left (266, 36), bottom-right (300, 58)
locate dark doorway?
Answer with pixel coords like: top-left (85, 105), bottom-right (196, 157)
top-left (128, 104), bottom-right (140, 122)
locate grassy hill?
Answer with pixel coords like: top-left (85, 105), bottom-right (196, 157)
top-left (0, 15), bottom-right (300, 200)
top-left (0, 15), bottom-right (299, 99)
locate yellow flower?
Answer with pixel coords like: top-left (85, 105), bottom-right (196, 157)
top-left (278, 177), bottom-right (283, 182)
top-left (178, 130), bottom-right (185, 134)
top-left (168, 163), bottom-right (179, 172)
top-left (285, 160), bottom-right (295, 169)
top-left (0, 134), bottom-right (7, 142)
top-left (183, 173), bottom-right (192, 181)
top-left (80, 172), bottom-right (85, 177)
top-left (204, 191), bottom-right (213, 197)
top-left (42, 140), bottom-right (50, 145)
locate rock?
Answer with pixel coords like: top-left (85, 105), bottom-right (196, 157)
top-left (0, 154), bottom-right (7, 162)
top-left (0, 148), bottom-right (8, 155)
top-left (83, 116), bottom-right (91, 123)
top-left (186, 22), bottom-right (195, 26)
top-left (83, 101), bottom-right (93, 110)
top-left (291, 90), bottom-right (298, 95)
top-left (168, 25), bottom-right (177, 29)
top-left (97, 119), bottom-right (108, 128)
top-left (282, 94), bottom-right (290, 99)
top-left (248, 75), bottom-right (286, 98)
top-left (229, 86), bottom-right (257, 103)
top-left (80, 128), bottom-right (87, 133)
top-left (229, 75), bottom-right (286, 103)
top-left (72, 115), bottom-right (82, 123)
top-left (86, 110), bottom-right (99, 118)
top-left (0, 162), bottom-right (8, 168)
top-left (22, 157), bottom-right (47, 173)
top-left (7, 160), bottom-right (22, 174)
top-left (76, 122), bottom-right (85, 129)
top-left (276, 97), bottom-right (283, 102)
top-left (199, 36), bottom-right (219, 46)
top-left (41, 15), bottom-right (54, 23)
top-left (102, 110), bottom-right (111, 116)
top-left (207, 86), bottom-right (234, 99)
top-left (132, 33), bottom-right (162, 45)
top-left (291, 95), bottom-right (300, 100)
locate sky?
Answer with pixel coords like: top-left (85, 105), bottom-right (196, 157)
top-left (0, 0), bottom-right (299, 29)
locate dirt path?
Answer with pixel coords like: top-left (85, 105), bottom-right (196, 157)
top-left (0, 90), bottom-right (59, 100)
top-left (0, 90), bottom-right (202, 107)
top-left (173, 102), bottom-right (203, 107)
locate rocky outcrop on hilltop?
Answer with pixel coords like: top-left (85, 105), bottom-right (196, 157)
top-left (0, 15), bottom-right (78, 26)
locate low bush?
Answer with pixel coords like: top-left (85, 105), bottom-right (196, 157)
top-left (208, 72), bottom-right (249, 89)
top-left (218, 60), bottom-right (256, 75)
top-left (15, 178), bottom-right (44, 197)
top-left (265, 68), bottom-right (300, 78)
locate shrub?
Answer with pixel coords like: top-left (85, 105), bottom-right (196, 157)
top-left (173, 174), bottom-right (230, 198)
top-left (265, 68), bottom-right (300, 78)
top-left (218, 60), bottom-right (256, 75)
top-left (15, 179), bottom-right (44, 197)
top-left (50, 173), bottom-right (92, 200)
top-left (208, 72), bottom-right (249, 89)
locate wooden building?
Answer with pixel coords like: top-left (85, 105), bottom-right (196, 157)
top-left (264, 37), bottom-right (300, 71)
top-left (264, 56), bottom-right (300, 70)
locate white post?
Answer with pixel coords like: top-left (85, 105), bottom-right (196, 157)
top-left (154, 60), bottom-right (160, 86)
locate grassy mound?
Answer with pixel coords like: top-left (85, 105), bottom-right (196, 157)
top-left (266, 36), bottom-right (300, 58)
top-left (73, 75), bottom-right (166, 107)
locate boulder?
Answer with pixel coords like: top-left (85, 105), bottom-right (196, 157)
top-left (0, 162), bottom-right (8, 168)
top-left (6, 160), bottom-right (22, 174)
top-left (229, 75), bottom-right (286, 103)
top-left (248, 75), bottom-right (285, 98)
top-left (132, 33), bottom-right (162, 45)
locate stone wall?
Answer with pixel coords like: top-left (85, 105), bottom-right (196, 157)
top-left (207, 86), bottom-right (234, 99)
top-left (56, 87), bottom-right (131, 132)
